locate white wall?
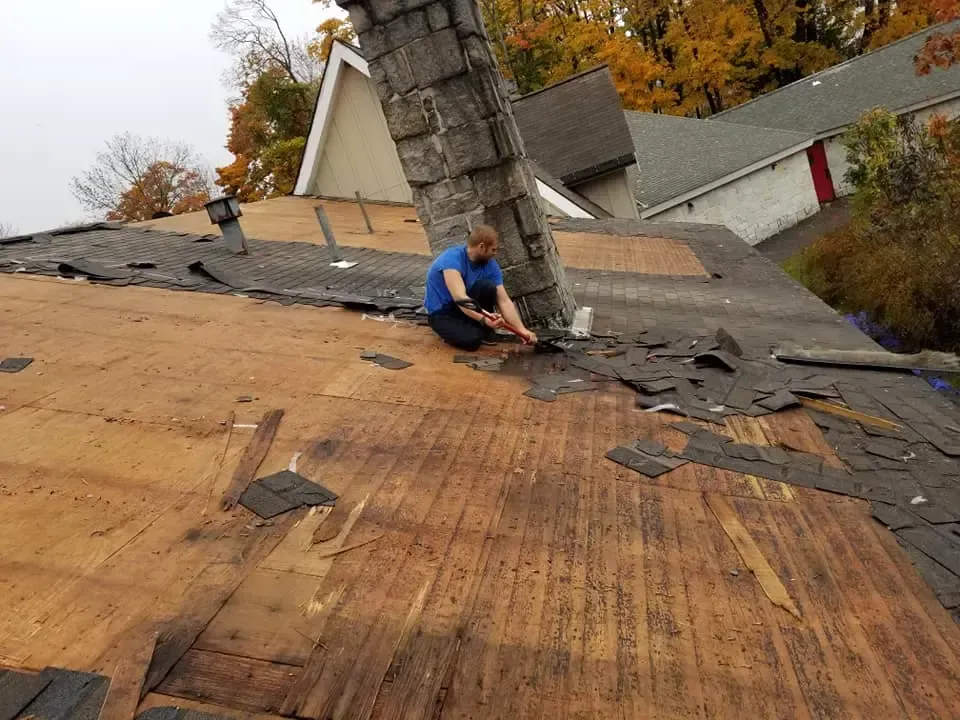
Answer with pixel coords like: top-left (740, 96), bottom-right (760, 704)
top-left (650, 150), bottom-right (820, 245)
top-left (573, 168), bottom-right (639, 219)
top-left (306, 66), bottom-right (413, 203)
top-left (825, 95), bottom-right (960, 197)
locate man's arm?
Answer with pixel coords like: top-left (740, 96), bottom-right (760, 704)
top-left (496, 285), bottom-right (537, 344)
top-left (442, 269), bottom-right (501, 327)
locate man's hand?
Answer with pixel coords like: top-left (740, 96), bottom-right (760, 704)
top-left (483, 313), bottom-right (505, 329)
top-left (523, 329), bottom-right (538, 345)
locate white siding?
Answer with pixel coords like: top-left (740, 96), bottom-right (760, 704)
top-left (307, 66), bottom-right (413, 203)
top-left (650, 151), bottom-right (819, 245)
top-left (825, 96), bottom-right (960, 197)
top-left (573, 168), bottom-right (639, 219)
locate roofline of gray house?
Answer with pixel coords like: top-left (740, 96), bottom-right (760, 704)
top-left (711, 21), bottom-right (959, 124)
top-left (811, 87), bottom-right (960, 141)
top-left (638, 137), bottom-right (816, 218)
top-left (561, 152), bottom-right (638, 186)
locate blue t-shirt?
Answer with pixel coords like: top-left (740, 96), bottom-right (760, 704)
top-left (424, 244), bottom-right (503, 314)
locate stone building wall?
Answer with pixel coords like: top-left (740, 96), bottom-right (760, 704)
top-left (334, 0), bottom-right (575, 326)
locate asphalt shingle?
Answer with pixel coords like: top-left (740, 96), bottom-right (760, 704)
top-left (712, 21), bottom-right (960, 135)
top-left (512, 66), bottom-right (636, 185)
top-left (624, 111), bottom-right (812, 210)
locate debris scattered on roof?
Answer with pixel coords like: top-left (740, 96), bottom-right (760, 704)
top-left (0, 357), bottom-right (33, 373)
top-left (362, 353), bottom-right (413, 370)
top-left (239, 470), bottom-right (337, 519)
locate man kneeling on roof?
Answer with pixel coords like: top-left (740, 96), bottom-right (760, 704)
top-left (424, 225), bottom-right (538, 351)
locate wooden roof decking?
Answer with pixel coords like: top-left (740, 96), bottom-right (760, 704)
top-left (2, 273), bottom-right (960, 719)
top-left (139, 196), bottom-right (709, 277)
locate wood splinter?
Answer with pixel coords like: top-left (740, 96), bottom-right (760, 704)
top-left (220, 408), bottom-right (284, 511)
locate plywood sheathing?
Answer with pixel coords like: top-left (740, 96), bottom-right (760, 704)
top-left (139, 196), bottom-right (708, 276)
top-left (1, 273), bottom-right (959, 719)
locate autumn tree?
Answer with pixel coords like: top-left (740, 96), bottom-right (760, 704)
top-left (787, 110), bottom-right (960, 351)
top-left (211, 0), bottom-right (354, 201)
top-left (479, 0), bottom-right (943, 117)
top-left (70, 133), bottom-right (212, 222)
top-left (915, 1), bottom-right (960, 74)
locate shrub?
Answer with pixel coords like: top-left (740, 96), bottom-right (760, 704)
top-left (786, 109), bottom-right (960, 353)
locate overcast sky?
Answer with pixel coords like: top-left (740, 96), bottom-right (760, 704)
top-left (0, 0), bottom-right (336, 234)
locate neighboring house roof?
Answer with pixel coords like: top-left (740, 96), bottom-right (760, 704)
top-left (624, 111), bottom-right (813, 214)
top-left (529, 161), bottom-right (612, 219)
top-left (293, 40), bottom-right (605, 219)
top-left (713, 20), bottom-right (960, 136)
top-left (511, 65), bottom-right (637, 185)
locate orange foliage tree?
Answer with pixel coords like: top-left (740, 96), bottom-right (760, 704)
top-left (480, 0), bottom-right (945, 116)
top-left (915, 0), bottom-right (960, 74)
top-left (212, 1), bottom-right (354, 201)
top-left (70, 133), bottom-right (212, 222)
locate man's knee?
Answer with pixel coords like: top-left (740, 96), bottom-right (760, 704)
top-left (468, 279), bottom-right (498, 311)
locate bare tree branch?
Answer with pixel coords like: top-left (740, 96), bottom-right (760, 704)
top-left (0, 222), bottom-right (16, 239)
top-left (211, 0), bottom-right (321, 86)
top-left (70, 133), bottom-right (213, 220)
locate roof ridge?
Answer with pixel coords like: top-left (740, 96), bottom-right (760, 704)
top-left (711, 19), bottom-right (959, 121)
top-left (512, 64), bottom-right (611, 103)
top-left (624, 109), bottom-right (812, 139)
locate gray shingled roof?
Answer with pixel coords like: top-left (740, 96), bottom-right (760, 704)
top-left (512, 66), bottom-right (637, 185)
top-left (713, 21), bottom-right (960, 135)
top-left (625, 111), bottom-right (812, 210)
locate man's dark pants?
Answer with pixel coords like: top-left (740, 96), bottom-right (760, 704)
top-left (428, 279), bottom-right (498, 351)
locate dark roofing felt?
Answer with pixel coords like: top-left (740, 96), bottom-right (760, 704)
top-left (624, 111), bottom-right (812, 209)
top-left (713, 21), bottom-right (960, 135)
top-left (511, 66), bottom-right (637, 185)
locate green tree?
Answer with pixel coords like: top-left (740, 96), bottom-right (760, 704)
top-left (788, 110), bottom-right (960, 352)
top-left (211, 0), bottom-right (354, 200)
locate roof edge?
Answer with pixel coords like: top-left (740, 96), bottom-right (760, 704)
top-left (294, 39), bottom-right (367, 196)
top-left (711, 20), bottom-right (960, 123)
top-left (562, 153), bottom-right (637, 186)
top-left (639, 138), bottom-right (815, 217)
top-left (511, 64), bottom-right (611, 104)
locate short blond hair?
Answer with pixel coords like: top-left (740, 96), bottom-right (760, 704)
top-left (467, 224), bottom-right (498, 247)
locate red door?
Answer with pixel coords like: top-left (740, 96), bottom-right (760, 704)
top-left (806, 140), bottom-right (836, 203)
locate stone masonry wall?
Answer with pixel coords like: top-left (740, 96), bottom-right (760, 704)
top-left (334, 0), bottom-right (575, 327)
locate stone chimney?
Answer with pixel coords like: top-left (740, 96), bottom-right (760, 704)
top-left (334, 0), bottom-right (575, 327)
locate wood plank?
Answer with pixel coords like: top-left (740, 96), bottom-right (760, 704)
top-left (221, 409), bottom-right (285, 511)
top-left (441, 397), bottom-right (553, 717)
top-left (810, 496), bottom-right (960, 716)
top-left (281, 407), bottom-right (463, 718)
top-left (142, 513), bottom-right (300, 695)
top-left (193, 569), bottom-right (322, 666)
top-left (155, 648), bottom-right (298, 714)
top-left (97, 627), bottom-right (158, 720)
top-left (374, 395), bottom-right (524, 719)
top-left (139, 692), bottom-right (286, 720)
top-left (738, 495), bottom-right (902, 717)
top-left (705, 493), bottom-right (801, 619)
top-left (798, 398), bottom-right (900, 431)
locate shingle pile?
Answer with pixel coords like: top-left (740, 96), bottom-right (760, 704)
top-left (526, 327), bottom-right (960, 622)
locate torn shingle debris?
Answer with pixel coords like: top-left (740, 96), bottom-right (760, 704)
top-left (527, 324), bottom-right (960, 622)
top-left (360, 350), bottom-right (413, 369)
top-left (0, 357), bottom-right (33, 373)
top-left (239, 470), bottom-right (337, 519)
top-left (606, 438), bottom-right (689, 477)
